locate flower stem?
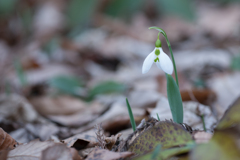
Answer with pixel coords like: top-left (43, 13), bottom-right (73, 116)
top-left (164, 36), bottom-right (179, 87)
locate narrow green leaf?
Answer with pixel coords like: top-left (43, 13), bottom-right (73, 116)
top-left (157, 113), bottom-right (160, 121)
top-left (126, 98), bottom-right (136, 132)
top-left (149, 27), bottom-right (179, 87)
top-left (201, 115), bottom-right (207, 132)
top-left (14, 60), bottom-right (27, 87)
top-left (166, 74), bottom-right (183, 123)
top-left (49, 75), bottom-right (83, 96)
top-left (88, 81), bottom-right (126, 101)
top-left (156, 0), bottom-right (195, 21)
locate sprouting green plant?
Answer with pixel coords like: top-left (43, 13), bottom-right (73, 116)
top-left (157, 113), bottom-right (161, 121)
top-left (126, 98), bottom-right (137, 132)
top-left (142, 27), bottom-right (183, 124)
top-left (201, 115), bottom-right (207, 132)
top-left (14, 60), bottom-right (27, 87)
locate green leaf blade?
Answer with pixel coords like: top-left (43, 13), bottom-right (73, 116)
top-left (166, 74), bottom-right (183, 123)
top-left (126, 98), bottom-right (136, 132)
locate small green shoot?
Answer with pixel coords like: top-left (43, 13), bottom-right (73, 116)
top-left (231, 54), bottom-right (240, 71)
top-left (49, 75), bottom-right (83, 96)
top-left (126, 98), bottom-right (136, 132)
top-left (14, 60), bottom-right (27, 87)
top-left (201, 115), bottom-right (207, 132)
top-left (157, 113), bottom-right (161, 121)
top-left (88, 81), bottom-right (126, 101)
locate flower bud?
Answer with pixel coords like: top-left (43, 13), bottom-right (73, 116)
top-left (155, 39), bottom-right (162, 48)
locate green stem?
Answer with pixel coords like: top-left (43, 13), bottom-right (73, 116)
top-left (201, 115), bottom-right (207, 132)
top-left (164, 35), bottom-right (179, 87)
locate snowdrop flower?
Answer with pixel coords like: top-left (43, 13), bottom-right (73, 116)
top-left (142, 39), bottom-right (173, 74)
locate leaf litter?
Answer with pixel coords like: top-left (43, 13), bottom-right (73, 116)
top-left (0, 0), bottom-right (240, 160)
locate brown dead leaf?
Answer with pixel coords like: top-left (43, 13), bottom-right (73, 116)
top-left (0, 128), bottom-right (18, 151)
top-left (7, 139), bottom-right (56, 160)
top-left (0, 150), bottom-right (9, 160)
top-left (41, 144), bottom-right (83, 160)
top-left (85, 148), bottom-right (134, 160)
top-left (63, 130), bottom-right (98, 150)
top-left (198, 4), bottom-right (240, 39)
top-left (30, 96), bottom-right (106, 127)
top-left (29, 96), bottom-right (86, 116)
top-left (0, 94), bottom-right (40, 124)
top-left (181, 88), bottom-right (216, 105)
top-left (104, 133), bottom-right (122, 150)
top-left (75, 102), bottom-right (145, 134)
top-left (207, 72), bottom-right (240, 119)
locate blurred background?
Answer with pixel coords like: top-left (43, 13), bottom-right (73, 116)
top-left (0, 0), bottom-right (240, 142)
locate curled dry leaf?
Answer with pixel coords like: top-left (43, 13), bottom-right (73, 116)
top-left (85, 148), bottom-right (134, 160)
top-left (62, 130), bottom-right (98, 150)
top-left (41, 144), bottom-right (83, 160)
top-left (181, 88), bottom-right (216, 105)
top-left (104, 133), bottom-right (122, 150)
top-left (128, 121), bottom-right (193, 155)
top-left (0, 94), bottom-right (39, 123)
top-left (7, 139), bottom-right (56, 160)
top-left (30, 96), bottom-right (107, 127)
top-left (0, 128), bottom-right (19, 151)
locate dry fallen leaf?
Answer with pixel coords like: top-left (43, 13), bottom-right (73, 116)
top-left (181, 88), bottom-right (216, 105)
top-left (0, 94), bottom-right (40, 123)
top-left (208, 72), bottom-right (240, 119)
top-left (62, 129), bottom-right (98, 150)
top-left (30, 96), bottom-right (106, 127)
top-left (85, 148), bottom-right (134, 160)
top-left (0, 128), bottom-right (19, 151)
top-left (29, 96), bottom-right (86, 116)
top-left (41, 144), bottom-right (83, 160)
top-left (7, 139), bottom-right (56, 160)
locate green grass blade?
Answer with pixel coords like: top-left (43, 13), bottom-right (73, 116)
top-left (149, 27), bottom-right (179, 87)
top-left (126, 98), bottom-right (136, 132)
top-left (166, 74), bottom-right (183, 123)
top-left (157, 113), bottom-right (160, 121)
top-left (201, 115), bottom-right (207, 132)
top-left (14, 60), bottom-right (27, 87)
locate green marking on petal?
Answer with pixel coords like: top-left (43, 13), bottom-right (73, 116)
top-left (154, 57), bottom-right (159, 62)
top-left (155, 49), bottom-right (160, 56)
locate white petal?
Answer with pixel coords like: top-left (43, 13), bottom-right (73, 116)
top-left (159, 48), bottom-right (173, 74)
top-left (142, 50), bottom-right (155, 74)
top-left (155, 61), bottom-right (162, 70)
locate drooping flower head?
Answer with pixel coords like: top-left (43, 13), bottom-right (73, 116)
top-left (142, 38), bottom-right (173, 74)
